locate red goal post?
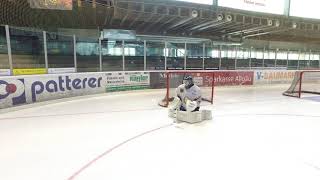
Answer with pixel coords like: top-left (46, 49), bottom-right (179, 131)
top-left (283, 70), bottom-right (320, 98)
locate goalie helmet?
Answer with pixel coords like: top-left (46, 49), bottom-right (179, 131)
top-left (183, 75), bottom-right (194, 89)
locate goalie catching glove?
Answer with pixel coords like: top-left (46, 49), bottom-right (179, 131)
top-left (185, 99), bottom-right (198, 112)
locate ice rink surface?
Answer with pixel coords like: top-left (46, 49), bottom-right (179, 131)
top-left (1, 85), bottom-right (320, 180)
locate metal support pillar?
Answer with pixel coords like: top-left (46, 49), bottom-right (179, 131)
top-left (219, 45), bottom-right (222, 70)
top-left (99, 38), bottom-right (102, 72)
top-left (73, 35), bottom-right (77, 72)
top-left (144, 40), bottom-right (147, 71)
top-left (43, 31), bottom-right (48, 73)
top-left (184, 42), bottom-right (187, 70)
top-left (5, 25), bottom-right (13, 75)
top-left (202, 43), bottom-right (205, 70)
top-left (165, 42), bottom-right (167, 70)
top-left (122, 40), bottom-right (125, 71)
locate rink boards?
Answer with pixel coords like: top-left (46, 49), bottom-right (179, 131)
top-left (0, 70), bottom-right (296, 109)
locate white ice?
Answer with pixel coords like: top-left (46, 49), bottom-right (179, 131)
top-left (1, 85), bottom-right (320, 180)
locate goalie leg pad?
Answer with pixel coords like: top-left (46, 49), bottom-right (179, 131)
top-left (168, 97), bottom-right (182, 121)
top-left (176, 111), bottom-right (202, 123)
top-left (168, 97), bottom-right (181, 110)
top-left (168, 108), bottom-right (177, 118)
top-left (201, 110), bottom-right (212, 121)
top-left (168, 109), bottom-right (182, 123)
top-left (176, 110), bottom-right (213, 123)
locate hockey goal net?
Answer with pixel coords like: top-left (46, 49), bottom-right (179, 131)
top-left (158, 71), bottom-right (215, 107)
top-left (283, 71), bottom-right (320, 98)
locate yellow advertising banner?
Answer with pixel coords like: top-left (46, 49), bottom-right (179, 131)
top-left (13, 68), bottom-right (47, 75)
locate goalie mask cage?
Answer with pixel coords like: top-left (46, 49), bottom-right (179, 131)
top-left (283, 71), bottom-right (320, 98)
top-left (158, 71), bottom-right (215, 107)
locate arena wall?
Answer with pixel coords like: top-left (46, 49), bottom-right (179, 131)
top-left (0, 70), bottom-right (296, 109)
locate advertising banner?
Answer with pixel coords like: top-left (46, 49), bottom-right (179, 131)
top-left (212, 71), bottom-right (254, 86)
top-left (102, 29), bottom-right (136, 40)
top-left (174, 0), bottom-right (213, 5)
top-left (0, 73), bottom-right (106, 109)
top-left (149, 71), bottom-right (254, 89)
top-left (28, 0), bottom-right (73, 10)
top-left (0, 69), bottom-right (10, 76)
top-left (254, 70), bottom-right (296, 85)
top-left (150, 72), bottom-right (167, 89)
top-left (13, 68), bottom-right (46, 75)
top-left (290, 0), bottom-right (320, 19)
top-left (1, 70), bottom-right (298, 109)
top-left (48, 68), bottom-right (76, 74)
top-left (191, 71), bottom-right (254, 86)
top-left (106, 72), bottom-right (150, 92)
top-left (218, 0), bottom-right (285, 15)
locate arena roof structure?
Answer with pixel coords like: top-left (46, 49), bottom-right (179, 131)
top-left (111, 0), bottom-right (320, 44)
top-left (1, 0), bottom-right (320, 44)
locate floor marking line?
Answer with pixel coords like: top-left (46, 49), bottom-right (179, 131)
top-left (67, 123), bottom-right (172, 180)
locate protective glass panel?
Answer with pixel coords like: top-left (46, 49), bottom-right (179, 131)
top-left (187, 43), bottom-right (203, 70)
top-left (76, 37), bottom-right (99, 72)
top-left (102, 40), bottom-right (123, 71)
top-left (146, 41), bottom-right (165, 70)
top-left (288, 60), bottom-right (298, 70)
top-left (10, 27), bottom-right (45, 69)
top-left (220, 46), bottom-right (235, 70)
top-left (166, 42), bottom-right (185, 70)
top-left (0, 26), bottom-right (9, 69)
top-left (204, 44), bottom-right (219, 70)
top-left (298, 60), bottom-right (309, 70)
top-left (47, 32), bottom-right (74, 68)
top-left (124, 41), bottom-right (144, 71)
top-left (276, 60), bottom-right (287, 68)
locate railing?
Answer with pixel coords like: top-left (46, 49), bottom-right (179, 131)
top-left (0, 24), bottom-right (320, 76)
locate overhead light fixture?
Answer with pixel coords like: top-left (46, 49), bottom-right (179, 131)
top-left (212, 41), bottom-right (242, 46)
top-left (191, 10), bottom-right (198, 18)
top-left (226, 15), bottom-right (232, 22)
top-left (292, 22), bottom-right (297, 29)
top-left (217, 14), bottom-right (223, 21)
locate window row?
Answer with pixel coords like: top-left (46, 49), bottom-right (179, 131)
top-left (0, 25), bottom-right (320, 74)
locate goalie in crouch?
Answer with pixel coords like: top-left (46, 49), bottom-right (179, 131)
top-left (176, 75), bottom-right (201, 112)
top-left (168, 75), bottom-right (212, 123)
